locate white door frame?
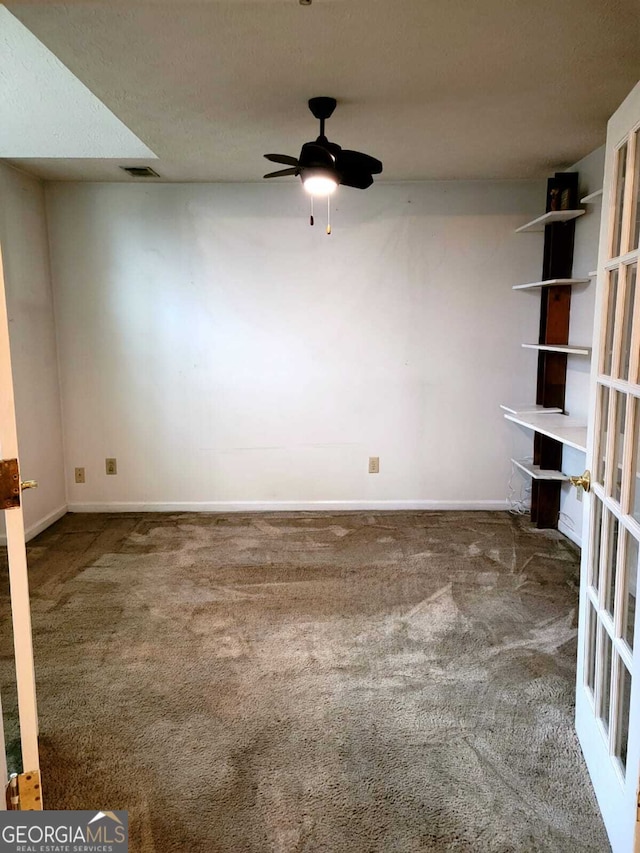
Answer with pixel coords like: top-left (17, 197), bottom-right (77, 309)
top-left (0, 239), bottom-right (40, 781)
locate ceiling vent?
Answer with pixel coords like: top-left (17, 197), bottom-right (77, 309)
top-left (120, 166), bottom-right (160, 178)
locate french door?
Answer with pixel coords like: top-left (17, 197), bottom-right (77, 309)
top-left (0, 239), bottom-right (41, 806)
top-left (576, 80), bottom-right (640, 852)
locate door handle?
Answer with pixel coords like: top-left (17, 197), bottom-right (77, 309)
top-left (20, 480), bottom-right (38, 491)
top-left (569, 470), bottom-right (591, 492)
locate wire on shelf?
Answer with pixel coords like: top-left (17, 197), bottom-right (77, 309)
top-left (508, 457), bottom-right (532, 515)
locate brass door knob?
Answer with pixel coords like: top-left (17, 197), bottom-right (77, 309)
top-left (20, 480), bottom-right (38, 491)
top-left (569, 470), bottom-right (591, 492)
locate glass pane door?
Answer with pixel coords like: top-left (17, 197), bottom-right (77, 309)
top-left (576, 93), bottom-right (640, 853)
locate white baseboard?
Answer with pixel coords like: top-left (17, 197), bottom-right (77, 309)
top-left (0, 499), bottom-right (581, 548)
top-left (67, 499), bottom-right (509, 514)
top-left (558, 518), bottom-right (582, 549)
top-left (0, 503), bottom-right (67, 545)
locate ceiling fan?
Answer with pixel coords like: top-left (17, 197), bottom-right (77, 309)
top-left (263, 97), bottom-right (383, 231)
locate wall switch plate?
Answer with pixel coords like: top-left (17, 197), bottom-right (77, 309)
top-left (105, 458), bottom-right (117, 476)
top-left (74, 467), bottom-right (85, 484)
top-left (368, 456), bottom-right (380, 474)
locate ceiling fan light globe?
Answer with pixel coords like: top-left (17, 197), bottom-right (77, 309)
top-left (303, 175), bottom-right (338, 197)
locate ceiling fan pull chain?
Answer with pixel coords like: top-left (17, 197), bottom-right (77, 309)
top-left (326, 196), bottom-right (331, 235)
top-left (310, 196), bottom-right (314, 226)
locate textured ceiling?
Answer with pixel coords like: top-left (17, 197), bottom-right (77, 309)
top-left (4, 0), bottom-right (640, 182)
top-left (0, 6), bottom-right (155, 158)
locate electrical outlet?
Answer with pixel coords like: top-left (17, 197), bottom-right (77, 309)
top-left (74, 467), bottom-right (85, 484)
top-left (368, 456), bottom-right (380, 474)
top-left (105, 458), bottom-right (117, 476)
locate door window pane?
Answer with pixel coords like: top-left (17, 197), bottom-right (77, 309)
top-left (595, 384), bottom-right (610, 485)
top-left (630, 397), bottom-right (640, 523)
top-left (630, 131), bottom-right (640, 251)
top-left (604, 514), bottom-right (619, 619)
top-left (590, 498), bottom-right (604, 593)
top-left (602, 270), bottom-right (619, 376)
top-left (609, 391), bottom-right (627, 503)
top-left (618, 265), bottom-right (637, 381)
top-left (623, 533), bottom-right (638, 650)
top-left (615, 661), bottom-right (632, 774)
top-left (586, 601), bottom-right (598, 695)
top-left (612, 142), bottom-right (627, 259)
top-left (598, 627), bottom-right (613, 733)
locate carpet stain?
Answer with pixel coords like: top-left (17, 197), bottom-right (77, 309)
top-left (0, 511), bottom-right (609, 852)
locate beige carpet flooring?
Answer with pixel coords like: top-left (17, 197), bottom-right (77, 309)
top-left (0, 511), bottom-right (609, 852)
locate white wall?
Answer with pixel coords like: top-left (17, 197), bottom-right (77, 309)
top-left (45, 180), bottom-right (543, 511)
top-left (0, 161), bottom-right (66, 539)
top-left (558, 147), bottom-right (606, 546)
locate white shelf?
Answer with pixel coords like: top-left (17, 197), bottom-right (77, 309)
top-left (504, 412), bottom-right (587, 453)
top-left (580, 189), bottom-right (603, 204)
top-left (513, 277), bottom-right (591, 290)
top-left (522, 343), bottom-right (591, 356)
top-left (511, 458), bottom-right (570, 482)
top-left (516, 210), bottom-right (585, 232)
top-left (588, 270), bottom-right (597, 277)
top-left (500, 403), bottom-right (562, 415)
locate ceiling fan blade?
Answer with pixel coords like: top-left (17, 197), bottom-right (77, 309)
top-left (337, 150), bottom-right (383, 175)
top-left (263, 168), bottom-right (298, 179)
top-left (264, 153), bottom-right (299, 167)
top-left (339, 171), bottom-right (374, 190)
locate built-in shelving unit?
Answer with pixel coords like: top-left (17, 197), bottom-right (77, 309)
top-left (511, 458), bottom-right (570, 482)
top-left (512, 278), bottom-right (590, 291)
top-left (504, 412), bottom-right (587, 453)
top-left (500, 403), bottom-right (562, 415)
top-left (507, 172), bottom-right (583, 528)
top-left (515, 210), bottom-right (585, 233)
top-left (580, 189), bottom-right (603, 204)
top-left (522, 343), bottom-right (591, 356)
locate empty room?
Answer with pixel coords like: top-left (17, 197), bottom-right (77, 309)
top-left (0, 1), bottom-right (640, 851)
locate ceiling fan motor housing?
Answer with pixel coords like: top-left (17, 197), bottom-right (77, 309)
top-left (298, 142), bottom-right (334, 170)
